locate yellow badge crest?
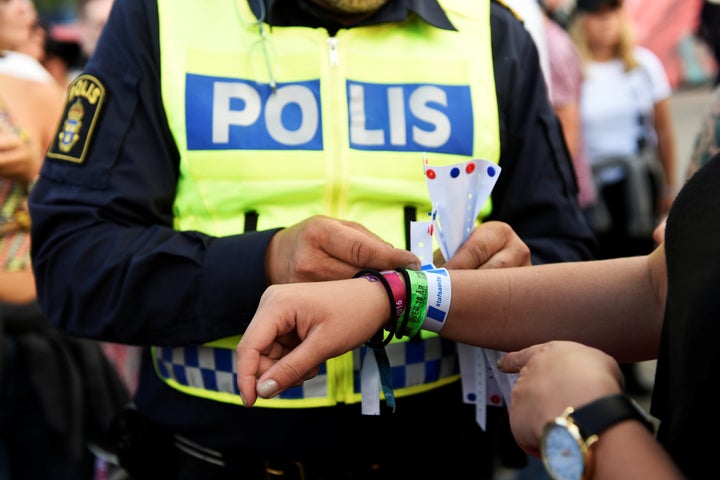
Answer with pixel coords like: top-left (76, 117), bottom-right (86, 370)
top-left (47, 74), bottom-right (106, 164)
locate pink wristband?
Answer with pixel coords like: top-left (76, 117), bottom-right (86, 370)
top-left (381, 270), bottom-right (407, 320)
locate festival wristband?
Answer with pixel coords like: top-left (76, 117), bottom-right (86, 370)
top-left (422, 268), bottom-right (451, 333)
top-left (403, 269), bottom-right (429, 338)
top-left (394, 267), bottom-right (412, 339)
top-left (353, 269), bottom-right (398, 347)
top-left (380, 270), bottom-right (407, 321)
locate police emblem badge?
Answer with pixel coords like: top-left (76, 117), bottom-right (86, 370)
top-left (47, 74), bottom-right (106, 164)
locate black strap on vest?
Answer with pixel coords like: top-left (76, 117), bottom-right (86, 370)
top-left (403, 206), bottom-right (416, 251)
top-left (244, 211), bottom-right (258, 232)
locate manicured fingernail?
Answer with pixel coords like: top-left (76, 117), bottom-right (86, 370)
top-left (496, 357), bottom-right (504, 369)
top-left (257, 379), bottom-right (279, 398)
top-left (239, 392), bottom-right (248, 406)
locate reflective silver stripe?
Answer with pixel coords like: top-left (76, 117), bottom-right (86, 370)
top-left (154, 336), bottom-right (459, 400)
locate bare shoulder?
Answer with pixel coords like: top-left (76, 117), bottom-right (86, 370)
top-left (0, 73), bottom-right (65, 146)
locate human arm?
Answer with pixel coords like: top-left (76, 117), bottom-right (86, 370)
top-left (0, 77), bottom-right (64, 181)
top-left (236, 245), bottom-right (667, 404)
top-left (0, 270), bottom-right (36, 304)
top-left (554, 102), bottom-right (581, 160)
top-left (0, 131), bottom-right (41, 182)
top-left (497, 341), bottom-right (684, 479)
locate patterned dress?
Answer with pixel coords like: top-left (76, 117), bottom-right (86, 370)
top-left (0, 96), bottom-right (33, 271)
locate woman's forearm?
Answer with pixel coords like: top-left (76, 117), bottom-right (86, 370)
top-left (440, 249), bottom-right (666, 361)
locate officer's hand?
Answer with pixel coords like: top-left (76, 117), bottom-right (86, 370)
top-left (497, 341), bottom-right (624, 456)
top-left (265, 215), bottom-right (420, 284)
top-left (236, 278), bottom-right (389, 406)
top-left (441, 221), bottom-right (531, 270)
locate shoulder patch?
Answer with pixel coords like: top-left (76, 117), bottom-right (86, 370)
top-left (47, 74), bottom-right (106, 164)
top-left (492, 0), bottom-right (524, 22)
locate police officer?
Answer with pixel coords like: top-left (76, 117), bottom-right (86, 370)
top-left (29, 0), bottom-right (596, 478)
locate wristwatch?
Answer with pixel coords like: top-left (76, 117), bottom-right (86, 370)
top-left (540, 394), bottom-right (655, 480)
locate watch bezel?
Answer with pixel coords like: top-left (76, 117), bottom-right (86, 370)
top-left (540, 394), bottom-right (654, 480)
top-left (541, 408), bottom-right (594, 480)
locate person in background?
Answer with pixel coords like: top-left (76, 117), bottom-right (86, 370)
top-left (569, 0), bottom-right (678, 399)
top-left (77, 0), bottom-right (114, 63)
top-left (698, 0), bottom-right (720, 86)
top-left (0, 0), bottom-right (54, 83)
top-left (686, 84), bottom-right (720, 180)
top-left (506, 0), bottom-right (552, 92)
top-left (235, 151), bottom-right (720, 480)
top-left (569, 0), bottom-right (678, 259)
top-left (1, 2), bottom-right (130, 478)
top-left (29, 0), bottom-right (596, 478)
top-left (42, 23), bottom-right (83, 85)
top-left (541, 0), bottom-right (597, 217)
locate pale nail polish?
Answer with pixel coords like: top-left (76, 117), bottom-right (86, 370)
top-left (257, 379), bottom-right (279, 398)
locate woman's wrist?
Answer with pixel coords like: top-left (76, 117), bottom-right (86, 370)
top-left (354, 267), bottom-right (453, 344)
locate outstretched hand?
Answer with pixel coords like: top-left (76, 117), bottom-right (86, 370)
top-left (498, 341), bottom-right (624, 456)
top-left (236, 278), bottom-right (390, 406)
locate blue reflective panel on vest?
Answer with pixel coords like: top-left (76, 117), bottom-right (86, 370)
top-left (202, 369), bottom-right (218, 390)
top-left (173, 364), bottom-right (188, 384)
top-left (186, 74), bottom-right (323, 151)
top-left (347, 81), bottom-right (473, 155)
top-left (214, 347), bottom-right (232, 372)
top-left (185, 346), bottom-right (199, 367)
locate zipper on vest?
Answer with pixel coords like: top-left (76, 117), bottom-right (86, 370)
top-left (324, 35), bottom-right (344, 219)
top-left (327, 37), bottom-right (339, 67)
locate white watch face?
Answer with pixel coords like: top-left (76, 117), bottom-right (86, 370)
top-left (542, 422), bottom-right (586, 480)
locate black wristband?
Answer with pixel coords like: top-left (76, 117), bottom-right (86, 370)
top-left (353, 269), bottom-right (397, 348)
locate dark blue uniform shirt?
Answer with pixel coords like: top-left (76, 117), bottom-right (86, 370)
top-left (29, 0), bottom-right (596, 450)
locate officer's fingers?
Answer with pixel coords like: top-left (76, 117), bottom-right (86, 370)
top-left (337, 218), bottom-right (388, 243)
top-left (326, 222), bottom-right (420, 271)
top-left (445, 221), bottom-right (530, 270)
top-left (476, 246), bottom-right (532, 269)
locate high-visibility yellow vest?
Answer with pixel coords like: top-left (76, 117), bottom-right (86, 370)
top-left (153, 0), bottom-right (500, 408)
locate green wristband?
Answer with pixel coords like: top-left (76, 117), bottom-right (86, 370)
top-left (403, 269), bottom-right (428, 338)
